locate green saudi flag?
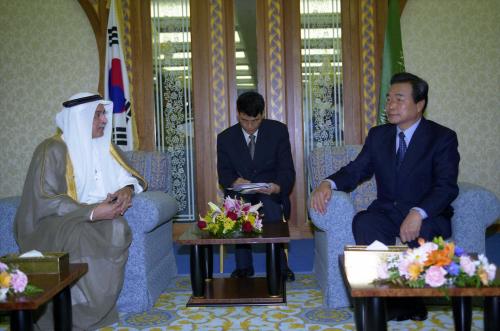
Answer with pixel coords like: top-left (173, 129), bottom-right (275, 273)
top-left (378, 0), bottom-right (405, 124)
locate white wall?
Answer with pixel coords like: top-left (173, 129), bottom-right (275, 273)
top-left (402, 0), bottom-right (500, 197)
top-left (0, 0), bottom-right (98, 198)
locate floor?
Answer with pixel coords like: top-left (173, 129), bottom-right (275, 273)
top-left (98, 274), bottom-right (487, 330)
top-left (1, 235), bottom-right (497, 330)
top-left (1, 274), bottom-right (486, 331)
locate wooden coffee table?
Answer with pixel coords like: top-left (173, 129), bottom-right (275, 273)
top-left (0, 263), bottom-right (88, 331)
top-left (176, 222), bottom-right (290, 306)
top-left (340, 255), bottom-right (500, 331)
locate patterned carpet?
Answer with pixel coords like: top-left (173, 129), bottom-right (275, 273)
top-left (0, 274), bottom-right (486, 330)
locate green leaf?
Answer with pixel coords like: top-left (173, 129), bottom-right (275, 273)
top-left (23, 284), bottom-right (43, 296)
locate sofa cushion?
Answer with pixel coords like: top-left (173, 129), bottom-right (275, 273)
top-left (124, 151), bottom-right (172, 193)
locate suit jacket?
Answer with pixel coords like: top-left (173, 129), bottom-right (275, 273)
top-left (329, 118), bottom-right (460, 219)
top-left (217, 119), bottom-right (295, 216)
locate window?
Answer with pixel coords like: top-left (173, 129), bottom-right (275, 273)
top-left (301, 0), bottom-right (344, 191)
top-left (151, 0), bottom-right (195, 221)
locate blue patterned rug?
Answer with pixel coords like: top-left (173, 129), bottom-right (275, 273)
top-left (0, 274), bottom-right (486, 330)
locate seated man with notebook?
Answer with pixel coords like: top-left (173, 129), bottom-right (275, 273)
top-left (217, 91), bottom-right (296, 281)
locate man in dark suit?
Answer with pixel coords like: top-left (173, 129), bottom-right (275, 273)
top-left (217, 91), bottom-right (296, 281)
top-left (310, 72), bottom-right (460, 321)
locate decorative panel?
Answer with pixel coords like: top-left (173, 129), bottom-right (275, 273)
top-left (361, 0), bottom-right (377, 135)
top-left (266, 0), bottom-right (285, 122)
top-left (210, 0), bottom-right (229, 136)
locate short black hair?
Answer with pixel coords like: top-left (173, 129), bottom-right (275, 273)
top-left (236, 91), bottom-right (265, 117)
top-left (390, 72), bottom-right (429, 113)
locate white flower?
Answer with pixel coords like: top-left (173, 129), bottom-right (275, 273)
top-left (485, 263), bottom-right (497, 281)
top-left (478, 254), bottom-right (489, 266)
top-left (208, 202), bottom-right (222, 214)
top-left (0, 288), bottom-right (7, 301)
top-left (408, 242), bottom-right (438, 265)
top-left (249, 201), bottom-right (263, 213)
top-left (254, 218), bottom-right (263, 231)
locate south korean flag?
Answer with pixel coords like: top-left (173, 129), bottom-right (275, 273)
top-left (105, 0), bottom-right (133, 150)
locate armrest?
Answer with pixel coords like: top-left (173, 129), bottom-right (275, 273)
top-left (308, 191), bottom-right (355, 232)
top-left (125, 191), bottom-right (178, 233)
top-left (453, 182), bottom-right (500, 228)
top-left (451, 182), bottom-right (500, 253)
top-left (0, 196), bottom-right (21, 256)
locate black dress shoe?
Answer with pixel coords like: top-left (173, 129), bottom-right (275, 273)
top-left (387, 305), bottom-right (411, 321)
top-left (410, 303), bottom-right (428, 321)
top-left (230, 267), bottom-right (254, 278)
top-left (387, 298), bottom-right (428, 322)
top-left (283, 267), bottom-right (295, 282)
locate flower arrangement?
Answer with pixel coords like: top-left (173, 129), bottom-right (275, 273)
top-left (0, 262), bottom-right (42, 301)
top-left (198, 196), bottom-right (263, 237)
top-left (377, 237), bottom-right (498, 288)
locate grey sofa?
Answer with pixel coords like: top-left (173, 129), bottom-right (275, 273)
top-left (0, 151), bottom-right (178, 313)
top-left (307, 145), bottom-right (500, 308)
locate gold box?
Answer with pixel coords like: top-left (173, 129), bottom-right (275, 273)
top-left (343, 245), bottom-right (407, 286)
top-left (0, 252), bottom-right (69, 275)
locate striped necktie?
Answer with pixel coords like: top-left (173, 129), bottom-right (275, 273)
top-left (248, 134), bottom-right (256, 159)
top-left (396, 131), bottom-right (407, 169)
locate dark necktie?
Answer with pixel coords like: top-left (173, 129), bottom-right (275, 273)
top-left (396, 131), bottom-right (407, 169)
top-left (248, 134), bottom-right (256, 160)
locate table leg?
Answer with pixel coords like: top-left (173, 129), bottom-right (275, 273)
top-left (52, 286), bottom-right (72, 331)
top-left (452, 296), bottom-right (472, 331)
top-left (484, 296), bottom-right (499, 331)
top-left (364, 297), bottom-right (386, 331)
top-left (10, 310), bottom-right (34, 331)
top-left (201, 245), bottom-right (213, 280)
top-left (353, 297), bottom-right (366, 331)
top-left (266, 243), bottom-right (282, 296)
top-left (190, 244), bottom-right (205, 297)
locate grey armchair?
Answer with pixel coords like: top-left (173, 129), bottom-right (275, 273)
top-left (0, 151), bottom-right (178, 313)
top-left (307, 145), bottom-right (500, 308)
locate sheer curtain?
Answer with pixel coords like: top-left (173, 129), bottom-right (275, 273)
top-left (151, 0), bottom-right (195, 221)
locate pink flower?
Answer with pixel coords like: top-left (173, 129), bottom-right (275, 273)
top-left (377, 262), bottom-right (389, 280)
top-left (398, 256), bottom-right (411, 278)
top-left (223, 196), bottom-right (237, 211)
top-left (10, 270), bottom-right (28, 293)
top-left (0, 263), bottom-right (7, 273)
top-left (425, 266), bottom-right (447, 287)
top-left (460, 255), bottom-right (476, 276)
top-left (197, 220), bottom-right (207, 229)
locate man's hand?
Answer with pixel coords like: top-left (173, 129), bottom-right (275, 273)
top-left (108, 186), bottom-right (134, 216)
top-left (92, 195), bottom-right (122, 221)
top-left (233, 177), bottom-right (250, 186)
top-left (400, 209), bottom-right (423, 243)
top-left (257, 183), bottom-right (280, 195)
top-left (309, 181), bottom-right (332, 214)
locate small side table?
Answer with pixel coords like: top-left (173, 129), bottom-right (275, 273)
top-left (0, 263), bottom-right (88, 331)
top-left (340, 255), bottom-right (500, 331)
top-left (176, 222), bottom-right (290, 306)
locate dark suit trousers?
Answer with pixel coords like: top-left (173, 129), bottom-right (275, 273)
top-left (231, 193), bottom-right (288, 271)
top-left (352, 206), bottom-right (452, 248)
